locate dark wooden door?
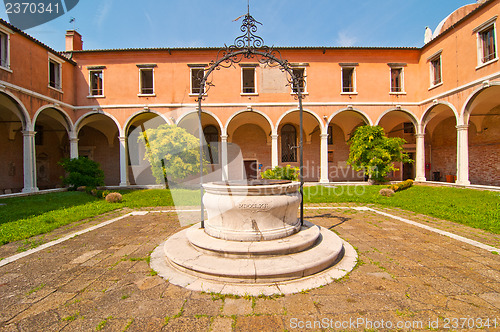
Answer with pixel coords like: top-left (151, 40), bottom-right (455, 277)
top-left (244, 160), bottom-right (257, 180)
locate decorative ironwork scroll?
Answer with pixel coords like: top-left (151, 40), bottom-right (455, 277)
top-left (196, 11), bottom-right (306, 227)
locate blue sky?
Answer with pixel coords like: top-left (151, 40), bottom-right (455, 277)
top-left (1, 0), bottom-right (477, 51)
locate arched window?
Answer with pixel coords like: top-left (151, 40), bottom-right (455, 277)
top-left (281, 124), bottom-right (297, 162)
top-left (203, 125), bottom-right (219, 164)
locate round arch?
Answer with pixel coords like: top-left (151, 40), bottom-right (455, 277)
top-left (0, 90), bottom-right (31, 129)
top-left (421, 102), bottom-right (459, 133)
top-left (276, 108), bottom-right (324, 135)
top-left (33, 104), bottom-right (74, 134)
top-left (375, 108), bottom-right (420, 128)
top-left (462, 81), bottom-right (500, 124)
top-left (123, 109), bottom-right (172, 134)
top-left (74, 110), bottom-right (123, 137)
top-left (177, 109), bottom-right (223, 132)
top-left (224, 108), bottom-right (273, 136)
top-left (327, 108), bottom-right (372, 127)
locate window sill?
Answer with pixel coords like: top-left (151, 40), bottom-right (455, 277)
top-left (241, 92), bottom-right (259, 96)
top-left (189, 93), bottom-right (207, 97)
top-left (389, 92), bottom-right (406, 95)
top-left (87, 95), bottom-right (105, 98)
top-left (48, 85), bottom-right (63, 93)
top-left (0, 65), bottom-right (12, 73)
top-left (476, 57), bottom-right (498, 70)
top-left (428, 82), bottom-right (443, 91)
top-left (341, 92), bottom-right (357, 95)
top-left (138, 93), bottom-right (156, 97)
top-left (290, 92), bottom-right (309, 96)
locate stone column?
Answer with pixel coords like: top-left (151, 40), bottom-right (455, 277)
top-left (320, 133), bottom-right (329, 183)
top-left (414, 133), bottom-right (426, 182)
top-left (220, 134), bottom-right (228, 181)
top-left (119, 136), bottom-right (129, 187)
top-left (456, 124), bottom-right (470, 185)
top-left (271, 134), bottom-right (279, 168)
top-left (69, 133), bottom-right (79, 159)
top-left (22, 130), bottom-right (38, 193)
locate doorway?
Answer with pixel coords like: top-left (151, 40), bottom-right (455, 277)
top-left (244, 160), bottom-right (257, 180)
top-left (402, 153), bottom-right (414, 180)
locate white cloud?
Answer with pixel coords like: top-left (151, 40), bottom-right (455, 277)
top-left (336, 31), bottom-right (357, 47)
top-left (95, 0), bottom-right (113, 28)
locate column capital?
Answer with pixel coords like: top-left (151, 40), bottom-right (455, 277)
top-left (271, 134), bottom-right (279, 139)
top-left (414, 133), bottom-right (425, 138)
top-left (320, 133), bottom-right (329, 139)
top-left (220, 134), bottom-right (228, 140)
top-left (22, 130), bottom-right (36, 137)
top-left (456, 124), bottom-right (469, 131)
top-left (118, 136), bottom-right (127, 142)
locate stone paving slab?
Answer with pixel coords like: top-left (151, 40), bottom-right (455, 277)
top-left (0, 206), bottom-right (499, 331)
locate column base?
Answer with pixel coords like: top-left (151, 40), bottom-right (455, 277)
top-left (22, 187), bottom-right (39, 193)
top-left (414, 177), bottom-right (426, 182)
top-left (455, 180), bottom-right (470, 186)
top-left (319, 178), bottom-right (330, 184)
top-left (119, 182), bottom-right (130, 187)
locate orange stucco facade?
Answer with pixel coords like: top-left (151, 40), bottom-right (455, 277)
top-left (0, 0), bottom-right (499, 192)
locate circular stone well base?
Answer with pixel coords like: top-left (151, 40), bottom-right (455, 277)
top-left (150, 221), bottom-right (357, 296)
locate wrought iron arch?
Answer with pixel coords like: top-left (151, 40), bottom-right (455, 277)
top-left (196, 11), bottom-right (306, 227)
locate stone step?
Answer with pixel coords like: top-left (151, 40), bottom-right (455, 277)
top-left (186, 221), bottom-right (320, 257)
top-left (163, 223), bottom-right (344, 283)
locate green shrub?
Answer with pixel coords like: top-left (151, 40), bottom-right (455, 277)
top-left (261, 165), bottom-right (299, 181)
top-left (388, 179), bottom-right (414, 192)
top-left (59, 157), bottom-right (105, 190)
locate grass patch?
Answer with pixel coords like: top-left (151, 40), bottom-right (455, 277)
top-left (304, 185), bottom-right (500, 234)
top-left (1, 185), bottom-right (499, 246)
top-left (0, 189), bottom-right (198, 245)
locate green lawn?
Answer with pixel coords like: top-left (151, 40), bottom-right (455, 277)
top-left (304, 185), bottom-right (500, 234)
top-left (0, 185), bottom-right (499, 246)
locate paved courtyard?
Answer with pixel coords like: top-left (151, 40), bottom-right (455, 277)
top-left (0, 204), bottom-right (499, 331)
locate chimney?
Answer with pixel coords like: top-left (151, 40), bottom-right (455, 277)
top-left (65, 30), bottom-right (83, 51)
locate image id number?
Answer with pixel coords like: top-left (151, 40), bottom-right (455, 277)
top-left (5, 2), bottom-right (60, 14)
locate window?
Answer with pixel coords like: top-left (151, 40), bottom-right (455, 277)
top-left (138, 65), bottom-right (155, 95)
top-left (475, 17), bottom-right (497, 67)
top-left (0, 30), bottom-right (9, 69)
top-left (403, 122), bottom-right (414, 134)
top-left (48, 59), bottom-right (61, 90)
top-left (390, 68), bottom-right (403, 93)
top-left (428, 52), bottom-right (442, 87)
top-left (203, 125), bottom-right (219, 164)
top-left (89, 70), bottom-right (103, 96)
top-left (191, 67), bottom-right (205, 95)
top-left (291, 67), bottom-right (306, 94)
top-left (281, 124), bottom-right (297, 162)
top-left (340, 63), bottom-right (358, 93)
top-left (241, 67), bottom-right (256, 94)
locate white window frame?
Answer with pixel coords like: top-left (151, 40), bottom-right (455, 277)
top-left (48, 54), bottom-right (63, 92)
top-left (427, 50), bottom-right (442, 89)
top-left (290, 64), bottom-right (308, 95)
top-left (240, 64), bottom-right (258, 95)
top-left (340, 63), bottom-right (358, 95)
top-left (137, 64), bottom-right (156, 97)
top-left (88, 67), bottom-right (105, 98)
top-left (0, 26), bottom-right (12, 72)
top-left (474, 16), bottom-right (498, 69)
top-left (189, 65), bottom-right (206, 96)
top-left (388, 63), bottom-right (406, 95)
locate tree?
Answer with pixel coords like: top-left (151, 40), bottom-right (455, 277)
top-left (138, 124), bottom-right (207, 187)
top-left (59, 157), bottom-right (105, 190)
top-left (347, 125), bottom-right (413, 183)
